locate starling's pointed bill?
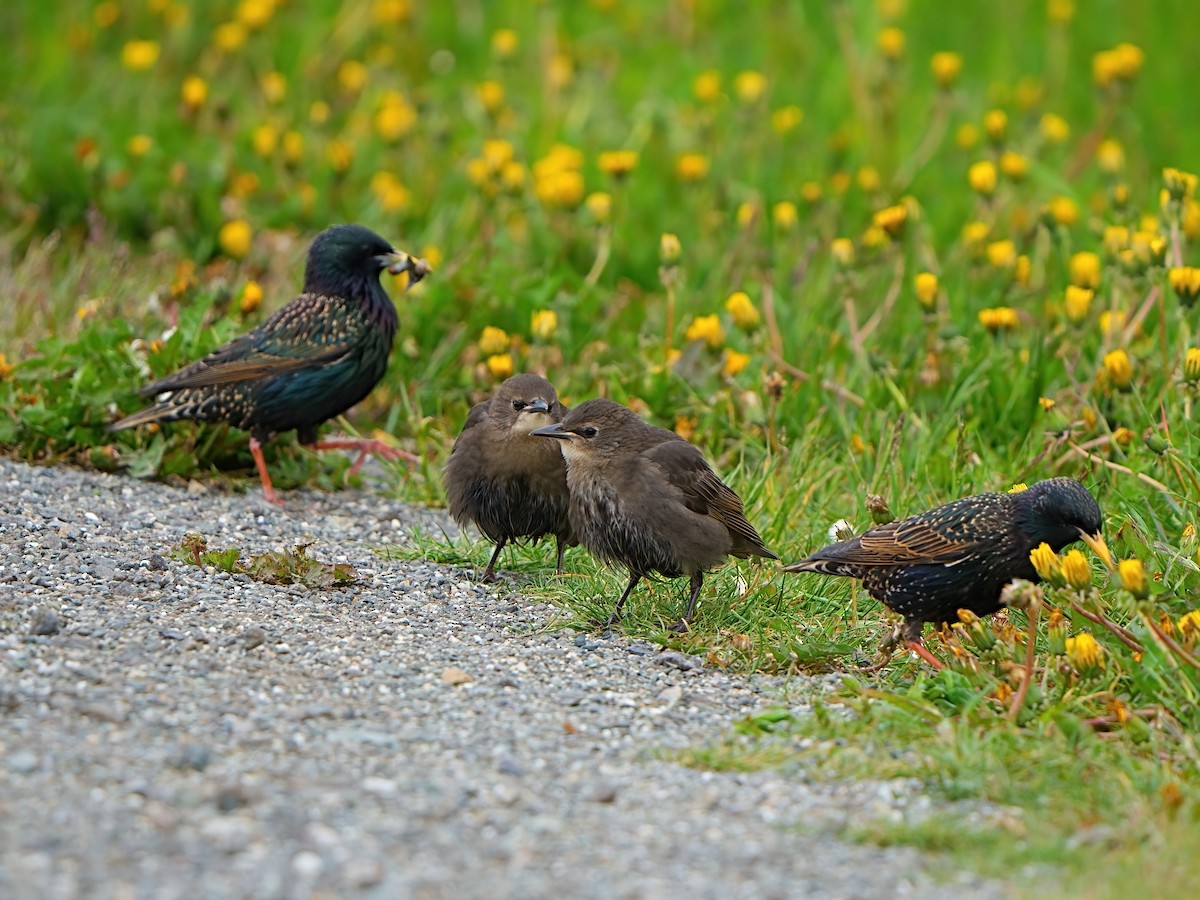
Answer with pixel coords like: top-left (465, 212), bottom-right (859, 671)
top-left (782, 477), bottom-right (1103, 665)
top-left (443, 374), bottom-right (575, 582)
top-left (110, 224), bottom-right (429, 505)
top-left (533, 398), bottom-right (776, 632)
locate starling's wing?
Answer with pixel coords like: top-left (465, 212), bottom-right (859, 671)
top-left (140, 293), bottom-right (361, 396)
top-left (811, 505), bottom-right (980, 568)
top-left (644, 440), bottom-right (777, 559)
top-left (449, 400), bottom-right (490, 453)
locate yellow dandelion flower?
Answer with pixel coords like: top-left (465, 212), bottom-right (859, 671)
top-left (478, 326), bottom-right (509, 355)
top-left (725, 291), bottom-right (760, 330)
top-left (1102, 225), bottom-right (1129, 257)
top-left (585, 191), bottom-right (612, 223)
top-left (685, 314), bottom-right (724, 349)
top-left (1048, 0), bottom-right (1075, 23)
top-left (534, 169), bottom-right (584, 208)
top-left (1069, 251), bottom-right (1101, 289)
top-left (1040, 112), bottom-right (1070, 143)
top-left (214, 21), bottom-right (247, 52)
top-left (831, 237), bottom-right (855, 267)
top-left (486, 353), bottom-right (514, 380)
top-left (693, 69), bottom-right (721, 103)
top-left (861, 225), bottom-right (888, 249)
top-left (1184, 348), bottom-right (1200, 383)
top-left (281, 130), bottom-right (304, 166)
top-left (930, 51), bottom-right (962, 87)
top-left (1163, 167), bottom-right (1198, 203)
top-left (126, 134), bottom-right (152, 157)
top-left (733, 70), bottom-right (766, 104)
top-left (370, 172), bottom-right (410, 212)
top-left (772, 201), bottom-right (798, 231)
top-left (983, 109), bottom-right (1007, 143)
top-left (1169, 267), bottom-right (1200, 305)
top-left (94, 1), bottom-right (119, 28)
top-left (310, 101), bottom-right (331, 124)
top-left (737, 201), bottom-right (759, 225)
top-left (228, 171), bottom-right (259, 198)
top-left (251, 124), bottom-right (277, 157)
top-left (873, 204), bottom-right (907, 237)
top-left (1118, 558), bottom-right (1148, 598)
top-left (1112, 43), bottom-right (1144, 80)
top-left (239, 280), bottom-right (263, 314)
top-left (999, 151), bottom-right (1028, 181)
top-left (962, 220), bottom-right (990, 251)
top-left (1064, 286), bottom-right (1093, 323)
top-left (675, 153), bottom-right (710, 182)
top-left (530, 310), bottom-right (558, 341)
top-left (218, 220), bottom-right (253, 259)
top-left (0, 353), bottom-right (12, 380)
top-left (1015, 76), bottom-right (1043, 109)
top-left (1065, 633), bottom-right (1104, 672)
top-left (1060, 550), bottom-right (1091, 590)
top-left (800, 181), bottom-right (823, 205)
top-left (1039, 397), bottom-right (1056, 411)
top-left (338, 60), bottom-right (369, 93)
top-left (598, 150), bottom-right (638, 178)
top-left (237, 0), bottom-right (274, 29)
top-left (1029, 542), bottom-right (1063, 584)
top-left (375, 96), bottom-right (416, 141)
top-left (181, 75), bottom-right (208, 108)
top-left (771, 105), bottom-right (804, 134)
top-left (877, 27), bottom-right (905, 60)
top-left (674, 416), bottom-right (696, 442)
top-left (978, 306), bottom-right (1018, 332)
top-left (857, 166), bottom-right (881, 193)
top-left (986, 239), bottom-right (1016, 269)
top-left (121, 40), bottom-right (159, 71)
top-left (476, 80), bottom-right (504, 113)
top-left (955, 123), bottom-right (979, 149)
top-left (660, 233), bottom-right (682, 265)
top-left (491, 27), bottom-right (519, 58)
top-left (968, 160), bottom-right (997, 196)
top-left (723, 349), bottom-right (750, 377)
top-left (1103, 349), bottom-right (1133, 390)
top-left (1014, 254), bottom-right (1031, 285)
top-left (372, 0), bottom-right (412, 25)
top-left (914, 272), bottom-right (938, 309)
top-left (1179, 610), bottom-right (1200, 644)
top-left (1097, 139), bottom-right (1124, 174)
top-left (327, 138), bottom-right (354, 173)
top-left (829, 171), bottom-right (852, 193)
top-left (500, 160), bottom-right (526, 192)
top-left (1047, 195), bottom-right (1078, 227)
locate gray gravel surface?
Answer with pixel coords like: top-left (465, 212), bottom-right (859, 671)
top-left (0, 458), bottom-right (1004, 899)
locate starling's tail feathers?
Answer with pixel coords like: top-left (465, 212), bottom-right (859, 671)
top-left (109, 400), bottom-right (189, 432)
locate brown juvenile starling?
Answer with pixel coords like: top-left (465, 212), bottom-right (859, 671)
top-left (782, 478), bottom-right (1103, 663)
top-left (532, 398), bottom-right (777, 631)
top-left (443, 373), bottom-right (575, 582)
top-left (110, 224), bottom-right (430, 504)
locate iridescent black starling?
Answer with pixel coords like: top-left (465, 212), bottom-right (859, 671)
top-left (444, 373), bottom-right (575, 582)
top-left (110, 224), bottom-right (429, 504)
top-left (532, 398), bottom-right (777, 631)
top-left (782, 478), bottom-right (1103, 660)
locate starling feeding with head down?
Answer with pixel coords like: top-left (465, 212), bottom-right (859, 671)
top-left (782, 478), bottom-right (1103, 663)
top-left (532, 398), bottom-right (777, 631)
top-left (110, 224), bottom-right (430, 504)
top-left (443, 373), bottom-right (576, 582)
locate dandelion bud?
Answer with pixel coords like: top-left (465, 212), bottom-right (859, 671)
top-left (724, 291), bottom-right (761, 330)
top-left (1069, 252), bottom-right (1101, 289)
top-left (1118, 558), bottom-right (1148, 599)
top-left (831, 238), bottom-right (855, 267)
top-left (1143, 430), bottom-right (1170, 455)
top-left (1065, 633), bottom-right (1104, 673)
top-left (1168, 266), bottom-right (1200, 306)
top-left (1179, 609), bottom-right (1200, 647)
top-left (983, 109), bottom-right (1007, 143)
top-left (957, 608), bottom-right (997, 651)
top-left (1046, 608), bottom-right (1068, 655)
top-left (930, 51), bottom-right (962, 88)
top-left (1184, 348), bottom-right (1200, 383)
top-left (659, 233), bottom-right (682, 265)
top-left (866, 494), bottom-right (894, 525)
top-left (1029, 542), bottom-right (1063, 584)
top-left (1060, 550), bottom-right (1091, 590)
top-left (914, 272), bottom-right (938, 309)
top-left (1163, 167), bottom-right (1197, 203)
top-left (968, 160), bottom-right (997, 196)
top-left (1103, 349), bottom-right (1133, 391)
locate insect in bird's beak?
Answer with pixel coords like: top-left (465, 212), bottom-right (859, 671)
top-left (379, 249), bottom-right (431, 287)
top-left (1077, 529), bottom-right (1114, 571)
top-left (531, 423), bottom-right (570, 440)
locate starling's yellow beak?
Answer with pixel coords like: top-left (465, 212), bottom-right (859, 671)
top-left (531, 423), bottom-right (571, 440)
top-left (1078, 529), bottom-right (1115, 571)
top-left (379, 249), bottom-right (431, 287)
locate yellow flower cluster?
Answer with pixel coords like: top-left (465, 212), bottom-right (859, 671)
top-left (530, 310), bottom-right (557, 340)
top-left (478, 326), bottom-right (509, 356)
top-left (1169, 267), bottom-right (1200, 304)
top-left (370, 171), bottom-right (411, 212)
top-left (872, 204), bottom-right (907, 237)
top-left (121, 40), bottom-right (159, 71)
top-left (533, 144), bottom-right (584, 207)
top-left (685, 314), bottom-right (724, 349)
top-left (467, 139), bottom-right (525, 196)
top-left (1093, 42), bottom-right (1144, 89)
top-left (1069, 251), bottom-right (1101, 289)
top-left (676, 153), bottom-right (710, 182)
top-left (978, 306), bottom-right (1018, 332)
top-left (375, 91), bottom-right (417, 142)
top-left (598, 150), bottom-right (638, 178)
top-left (1103, 349), bottom-right (1133, 390)
top-left (724, 292), bottom-right (760, 330)
top-left (1064, 286), bottom-right (1093, 323)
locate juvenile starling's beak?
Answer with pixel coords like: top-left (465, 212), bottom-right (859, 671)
top-left (524, 398), bottom-right (550, 415)
top-left (379, 249), bottom-right (432, 288)
top-left (531, 423), bottom-right (571, 440)
top-left (1077, 529), bottom-right (1115, 571)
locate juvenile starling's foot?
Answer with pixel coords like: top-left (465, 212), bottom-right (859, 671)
top-left (312, 437), bottom-right (419, 477)
top-left (249, 437), bottom-right (285, 506)
top-left (668, 618), bottom-right (691, 634)
top-left (905, 639), bottom-right (946, 670)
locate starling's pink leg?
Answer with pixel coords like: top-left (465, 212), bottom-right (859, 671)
top-left (248, 437), bottom-right (284, 506)
top-left (905, 639), bottom-right (946, 670)
top-left (1007, 603), bottom-right (1040, 722)
top-left (312, 438), bottom-right (420, 475)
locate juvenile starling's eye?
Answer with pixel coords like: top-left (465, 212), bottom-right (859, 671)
top-left (578, 426), bottom-right (599, 438)
top-left (512, 400), bottom-right (526, 410)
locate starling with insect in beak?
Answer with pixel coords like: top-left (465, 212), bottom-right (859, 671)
top-left (533, 398), bottom-right (777, 631)
top-left (444, 373), bottom-right (575, 582)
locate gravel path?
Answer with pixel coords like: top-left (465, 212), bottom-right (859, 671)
top-left (0, 458), bottom-right (1002, 900)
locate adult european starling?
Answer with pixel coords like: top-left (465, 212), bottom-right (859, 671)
top-left (782, 478), bottom-right (1103, 661)
top-left (532, 398), bottom-right (777, 631)
top-left (110, 224), bottom-right (429, 504)
top-left (443, 373), bottom-right (575, 582)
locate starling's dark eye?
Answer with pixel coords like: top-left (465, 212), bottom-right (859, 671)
top-left (578, 426), bottom-right (598, 438)
top-left (512, 400), bottom-right (526, 410)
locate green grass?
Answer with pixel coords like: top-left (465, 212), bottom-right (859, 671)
top-left (4, 0), bottom-right (1200, 891)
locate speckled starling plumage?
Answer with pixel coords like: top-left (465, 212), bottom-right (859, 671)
top-left (110, 224), bottom-right (429, 504)
top-left (444, 373), bottom-right (576, 582)
top-left (782, 477), bottom-right (1103, 646)
top-left (532, 398), bottom-right (777, 631)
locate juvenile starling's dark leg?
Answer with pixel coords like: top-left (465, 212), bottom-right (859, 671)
top-left (670, 571), bottom-right (705, 633)
top-left (311, 438), bottom-right (420, 476)
top-left (554, 536), bottom-right (567, 575)
top-left (603, 572), bottom-right (642, 628)
top-left (248, 437), bottom-right (283, 506)
top-left (481, 539), bottom-right (507, 584)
